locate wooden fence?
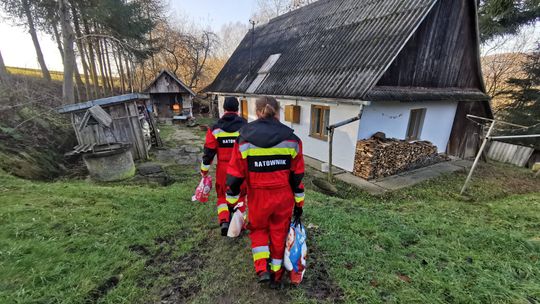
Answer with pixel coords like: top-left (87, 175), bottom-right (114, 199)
top-left (487, 141), bottom-right (534, 167)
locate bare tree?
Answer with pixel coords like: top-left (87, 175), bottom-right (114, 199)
top-left (59, 0), bottom-right (75, 104)
top-left (217, 22), bottom-right (249, 59)
top-left (251, 0), bottom-right (316, 24)
top-left (481, 27), bottom-right (537, 111)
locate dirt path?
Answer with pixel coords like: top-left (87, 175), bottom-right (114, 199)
top-left (143, 124), bottom-right (345, 304)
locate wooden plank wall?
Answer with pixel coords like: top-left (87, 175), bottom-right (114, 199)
top-left (71, 101), bottom-right (148, 160)
top-left (487, 141), bottom-right (534, 167)
top-left (447, 101), bottom-right (490, 159)
top-left (376, 0), bottom-right (482, 89)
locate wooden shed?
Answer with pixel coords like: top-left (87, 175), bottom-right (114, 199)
top-left (145, 70), bottom-right (196, 122)
top-left (58, 93), bottom-right (159, 160)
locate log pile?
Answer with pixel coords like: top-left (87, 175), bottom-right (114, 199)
top-left (353, 136), bottom-right (441, 180)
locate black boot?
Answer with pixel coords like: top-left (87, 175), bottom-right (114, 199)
top-left (220, 222), bottom-right (229, 236)
top-left (257, 272), bottom-right (271, 283)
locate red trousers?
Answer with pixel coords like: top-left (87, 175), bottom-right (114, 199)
top-left (215, 163), bottom-right (245, 224)
top-left (248, 186), bottom-right (294, 281)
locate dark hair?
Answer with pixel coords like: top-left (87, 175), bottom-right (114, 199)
top-left (223, 96), bottom-right (239, 112)
top-left (255, 96), bottom-right (280, 119)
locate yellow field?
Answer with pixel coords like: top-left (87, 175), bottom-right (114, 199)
top-left (7, 66), bottom-right (64, 82)
top-left (6, 66), bottom-right (121, 87)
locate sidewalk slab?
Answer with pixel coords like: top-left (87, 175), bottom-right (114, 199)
top-left (372, 168), bottom-right (440, 190)
top-left (335, 172), bottom-right (387, 195)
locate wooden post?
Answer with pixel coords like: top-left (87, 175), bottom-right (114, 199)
top-left (327, 127), bottom-right (335, 183)
top-left (460, 120), bottom-right (496, 195)
top-left (326, 103), bottom-right (368, 183)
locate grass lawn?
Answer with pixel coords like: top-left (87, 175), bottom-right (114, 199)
top-left (1, 124), bottom-right (539, 303)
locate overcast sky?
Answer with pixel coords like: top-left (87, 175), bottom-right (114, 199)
top-left (0, 0), bottom-right (255, 71)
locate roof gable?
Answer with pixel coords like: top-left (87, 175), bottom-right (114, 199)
top-left (375, 0), bottom-right (485, 91)
top-left (206, 0), bottom-right (440, 99)
top-left (145, 70), bottom-right (196, 96)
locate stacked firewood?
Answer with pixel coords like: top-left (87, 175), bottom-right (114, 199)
top-left (353, 135), bottom-right (439, 180)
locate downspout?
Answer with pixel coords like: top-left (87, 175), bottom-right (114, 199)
top-left (326, 102), bottom-right (370, 183)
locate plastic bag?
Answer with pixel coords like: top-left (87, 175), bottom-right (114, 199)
top-left (192, 175), bottom-right (212, 203)
top-left (284, 218), bottom-right (307, 285)
top-left (227, 203), bottom-right (246, 238)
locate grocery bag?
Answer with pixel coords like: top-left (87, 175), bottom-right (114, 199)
top-left (191, 175), bottom-right (212, 203)
top-left (227, 202), bottom-right (246, 238)
top-left (284, 218), bottom-right (307, 285)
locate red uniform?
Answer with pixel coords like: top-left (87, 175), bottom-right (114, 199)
top-left (226, 118), bottom-right (305, 282)
top-left (201, 113), bottom-right (247, 224)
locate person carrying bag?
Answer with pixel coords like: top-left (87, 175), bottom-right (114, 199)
top-left (226, 97), bottom-right (305, 288)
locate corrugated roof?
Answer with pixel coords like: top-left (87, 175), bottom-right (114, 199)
top-left (57, 93), bottom-right (149, 114)
top-left (206, 0), bottom-right (440, 100)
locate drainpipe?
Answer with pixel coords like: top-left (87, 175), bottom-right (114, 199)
top-left (326, 102), bottom-right (370, 183)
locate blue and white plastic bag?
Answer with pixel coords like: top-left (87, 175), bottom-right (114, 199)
top-left (284, 218), bottom-right (307, 285)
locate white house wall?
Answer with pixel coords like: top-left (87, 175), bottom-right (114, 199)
top-left (357, 101), bottom-right (458, 152)
top-left (219, 96), bottom-right (360, 172)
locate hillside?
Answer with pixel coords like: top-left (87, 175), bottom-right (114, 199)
top-left (0, 75), bottom-right (76, 179)
top-left (481, 52), bottom-right (529, 110)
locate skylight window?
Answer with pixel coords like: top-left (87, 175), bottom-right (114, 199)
top-left (246, 54), bottom-right (281, 93)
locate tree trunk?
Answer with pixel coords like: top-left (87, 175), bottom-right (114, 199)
top-left (94, 32), bottom-right (108, 95)
top-left (82, 18), bottom-right (100, 97)
top-left (59, 0), bottom-right (75, 104)
top-left (52, 21), bottom-right (64, 61)
top-left (116, 47), bottom-right (126, 93)
top-left (139, 62), bottom-right (146, 92)
top-left (125, 55), bottom-right (133, 92)
top-left (52, 20), bottom-right (82, 101)
top-left (21, 0), bottom-right (51, 82)
top-left (0, 50), bottom-right (9, 84)
top-left (71, 2), bottom-right (91, 99)
top-left (104, 41), bottom-right (115, 93)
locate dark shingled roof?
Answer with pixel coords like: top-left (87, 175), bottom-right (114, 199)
top-left (366, 87), bottom-right (490, 102)
top-left (206, 0), bottom-right (443, 100)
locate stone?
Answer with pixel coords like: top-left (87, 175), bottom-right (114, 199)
top-left (137, 163), bottom-right (164, 175)
top-left (184, 146), bottom-right (200, 153)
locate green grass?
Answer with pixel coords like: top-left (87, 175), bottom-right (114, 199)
top-left (1, 124), bottom-right (539, 303)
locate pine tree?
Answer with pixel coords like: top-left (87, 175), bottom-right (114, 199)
top-left (499, 43), bottom-right (540, 148)
top-left (479, 0), bottom-right (540, 42)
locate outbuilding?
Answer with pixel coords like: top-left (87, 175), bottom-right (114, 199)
top-left (145, 70), bottom-right (196, 122)
top-left (58, 93), bottom-right (160, 160)
top-left (206, 0), bottom-right (492, 175)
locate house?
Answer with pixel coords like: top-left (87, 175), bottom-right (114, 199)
top-left (58, 93), bottom-right (161, 160)
top-left (145, 70), bottom-right (196, 122)
top-left (205, 0), bottom-right (492, 173)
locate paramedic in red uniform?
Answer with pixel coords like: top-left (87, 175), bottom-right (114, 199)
top-left (201, 97), bottom-right (247, 236)
top-left (226, 97), bottom-right (305, 288)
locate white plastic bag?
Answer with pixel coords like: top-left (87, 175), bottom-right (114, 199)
top-left (227, 203), bottom-right (245, 238)
top-left (284, 218), bottom-right (307, 285)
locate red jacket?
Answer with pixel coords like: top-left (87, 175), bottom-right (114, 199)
top-left (226, 118), bottom-right (305, 207)
top-left (201, 113), bottom-right (247, 173)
